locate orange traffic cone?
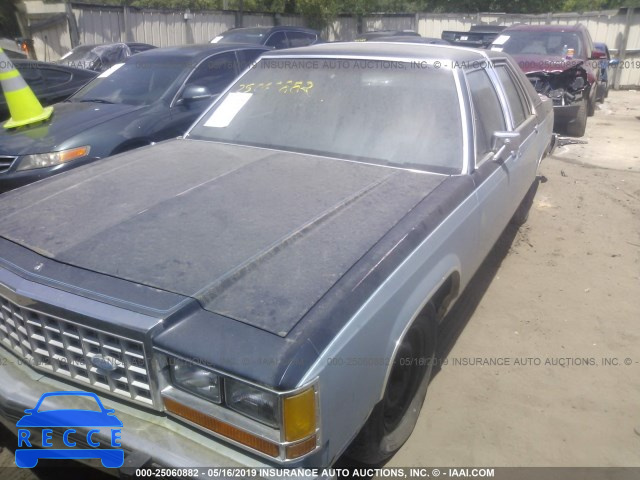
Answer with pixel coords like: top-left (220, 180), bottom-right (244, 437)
top-left (0, 47), bottom-right (53, 129)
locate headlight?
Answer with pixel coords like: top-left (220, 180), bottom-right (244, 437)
top-left (225, 378), bottom-right (279, 428)
top-left (16, 146), bottom-right (90, 171)
top-left (161, 355), bottom-right (319, 461)
top-left (171, 361), bottom-right (222, 403)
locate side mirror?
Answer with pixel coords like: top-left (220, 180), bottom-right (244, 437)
top-left (590, 50), bottom-right (606, 60)
top-left (491, 131), bottom-right (520, 162)
top-left (178, 85), bottom-right (213, 105)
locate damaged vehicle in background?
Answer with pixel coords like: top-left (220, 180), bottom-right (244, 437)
top-left (492, 24), bottom-right (602, 137)
top-left (441, 25), bottom-right (506, 48)
top-left (56, 42), bottom-right (156, 72)
top-left (0, 43), bottom-right (554, 472)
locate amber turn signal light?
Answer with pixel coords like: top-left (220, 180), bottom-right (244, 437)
top-left (164, 396), bottom-right (280, 458)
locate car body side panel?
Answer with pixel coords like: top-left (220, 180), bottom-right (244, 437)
top-left (297, 179), bottom-right (480, 465)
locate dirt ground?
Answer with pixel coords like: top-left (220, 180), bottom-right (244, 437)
top-left (387, 89), bottom-right (640, 468)
top-left (1, 91), bottom-right (639, 477)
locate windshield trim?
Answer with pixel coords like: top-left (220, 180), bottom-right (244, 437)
top-left (255, 52), bottom-right (462, 68)
top-left (184, 138), bottom-right (453, 176)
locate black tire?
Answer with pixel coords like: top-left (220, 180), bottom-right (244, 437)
top-left (596, 83), bottom-right (604, 103)
top-left (345, 304), bottom-right (437, 465)
top-left (511, 178), bottom-right (539, 226)
top-left (565, 98), bottom-right (587, 137)
top-left (587, 96), bottom-right (595, 117)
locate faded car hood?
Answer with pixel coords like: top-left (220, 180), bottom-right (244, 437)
top-left (0, 139), bottom-right (445, 336)
top-left (510, 53), bottom-right (585, 74)
top-left (0, 102), bottom-right (145, 156)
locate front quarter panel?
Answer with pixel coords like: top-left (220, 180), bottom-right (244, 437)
top-left (299, 176), bottom-right (480, 465)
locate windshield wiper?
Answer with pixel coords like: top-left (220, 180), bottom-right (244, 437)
top-left (78, 98), bottom-right (115, 104)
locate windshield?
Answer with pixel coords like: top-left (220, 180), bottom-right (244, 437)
top-left (70, 57), bottom-right (187, 106)
top-left (496, 31), bottom-right (584, 58)
top-left (213, 28), bottom-right (269, 44)
top-left (188, 58), bottom-right (463, 174)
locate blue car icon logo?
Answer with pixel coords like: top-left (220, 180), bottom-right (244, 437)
top-left (15, 391), bottom-right (123, 468)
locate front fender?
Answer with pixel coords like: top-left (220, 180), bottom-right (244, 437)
top-left (299, 186), bottom-right (480, 465)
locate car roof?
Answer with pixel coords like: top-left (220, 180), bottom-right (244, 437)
top-left (12, 59), bottom-right (99, 74)
top-left (361, 29), bottom-right (419, 35)
top-left (74, 43), bottom-right (126, 49)
top-left (263, 41), bottom-right (496, 64)
top-left (374, 36), bottom-right (449, 45)
top-left (501, 24), bottom-right (587, 33)
top-left (270, 25), bottom-right (319, 33)
top-left (226, 26), bottom-right (318, 34)
top-left (130, 43), bottom-right (271, 61)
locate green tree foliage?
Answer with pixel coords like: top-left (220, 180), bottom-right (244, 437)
top-left (296, 0), bottom-right (338, 29)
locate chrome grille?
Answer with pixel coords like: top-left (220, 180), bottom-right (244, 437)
top-left (0, 294), bottom-right (153, 406)
top-left (0, 156), bottom-right (17, 174)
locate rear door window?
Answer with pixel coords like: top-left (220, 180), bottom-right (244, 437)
top-left (495, 65), bottom-right (530, 127)
top-left (467, 69), bottom-right (507, 162)
top-left (19, 64), bottom-right (45, 89)
top-left (237, 49), bottom-right (267, 72)
top-left (286, 31), bottom-right (317, 47)
top-left (41, 68), bottom-right (72, 87)
top-left (185, 52), bottom-right (238, 96)
top-left (265, 32), bottom-right (289, 49)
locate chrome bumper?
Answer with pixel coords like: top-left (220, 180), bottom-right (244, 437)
top-left (0, 348), bottom-right (330, 478)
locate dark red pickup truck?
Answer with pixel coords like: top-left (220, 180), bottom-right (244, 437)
top-left (491, 24), bottom-right (603, 137)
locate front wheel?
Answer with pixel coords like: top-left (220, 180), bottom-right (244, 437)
top-left (565, 99), bottom-right (587, 137)
top-left (345, 304), bottom-right (437, 465)
top-left (587, 96), bottom-right (595, 117)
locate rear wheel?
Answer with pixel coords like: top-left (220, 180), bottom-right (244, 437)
top-left (565, 98), bottom-right (587, 137)
top-left (345, 304), bottom-right (437, 465)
